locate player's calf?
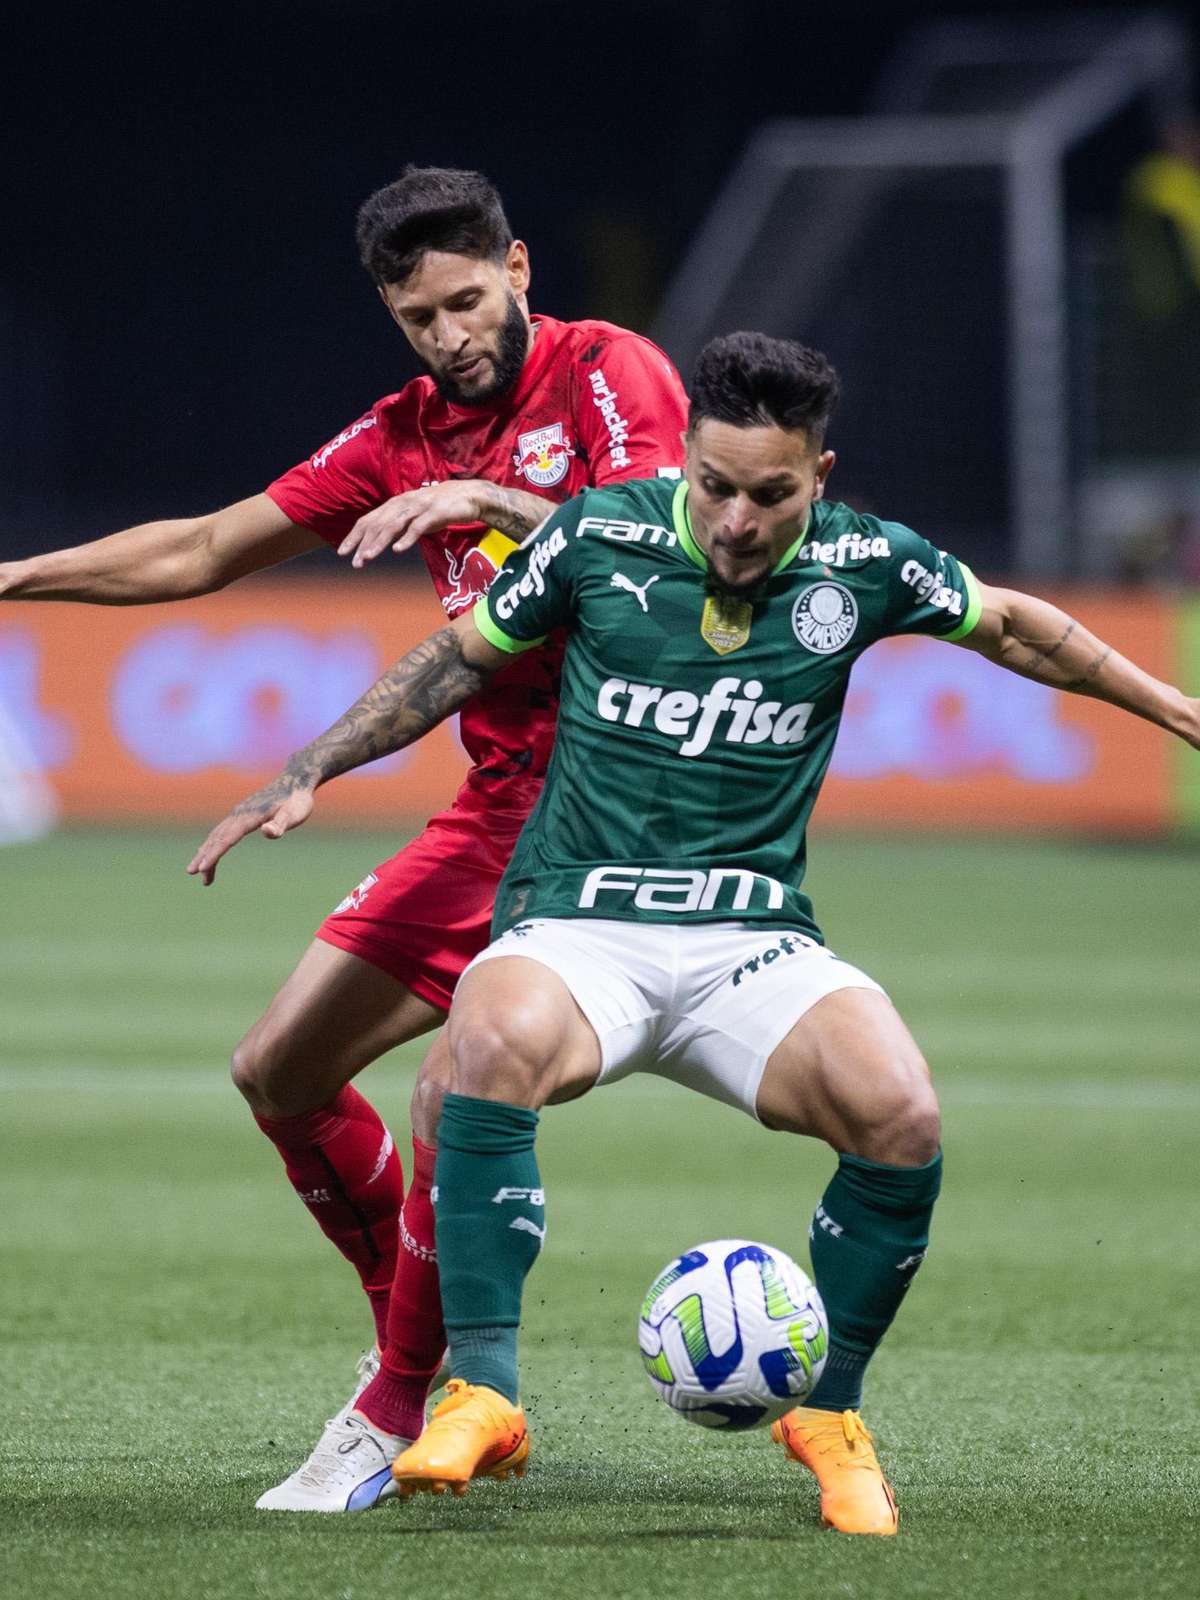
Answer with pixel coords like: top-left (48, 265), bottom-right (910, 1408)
top-left (249, 1084), bottom-right (403, 1347)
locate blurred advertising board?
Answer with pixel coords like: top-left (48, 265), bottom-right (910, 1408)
top-left (824, 593), bottom-right (1177, 833)
top-left (0, 582), bottom-right (1192, 833)
top-left (0, 581), bottom-right (463, 825)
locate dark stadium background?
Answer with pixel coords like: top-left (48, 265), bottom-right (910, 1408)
top-left (4, 9), bottom-right (1200, 1595)
top-left (4, 0), bottom-right (1191, 566)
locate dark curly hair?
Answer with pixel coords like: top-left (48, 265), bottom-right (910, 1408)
top-left (689, 332), bottom-right (839, 443)
top-left (356, 166), bottom-right (514, 287)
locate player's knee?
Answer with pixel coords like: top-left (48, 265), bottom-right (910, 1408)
top-left (230, 1030), bottom-right (260, 1099)
top-left (449, 1003), bottom-right (559, 1106)
top-left (856, 1072), bottom-right (941, 1165)
top-left (410, 1059), bottom-right (449, 1144)
top-left (230, 1022), bottom-right (312, 1117)
top-left (817, 1049), bottom-right (940, 1166)
top-left (884, 1083), bottom-right (941, 1165)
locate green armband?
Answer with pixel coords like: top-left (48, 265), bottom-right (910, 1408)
top-left (471, 598), bottom-right (545, 655)
top-left (940, 563), bottom-right (983, 642)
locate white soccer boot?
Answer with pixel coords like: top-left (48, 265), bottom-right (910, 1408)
top-left (343, 1346), bottom-right (382, 1418)
top-left (255, 1411), bottom-right (409, 1513)
top-left (255, 1347), bottom-right (451, 1512)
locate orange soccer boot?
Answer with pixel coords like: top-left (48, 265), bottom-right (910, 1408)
top-left (390, 1379), bottom-right (529, 1498)
top-left (771, 1406), bottom-right (899, 1535)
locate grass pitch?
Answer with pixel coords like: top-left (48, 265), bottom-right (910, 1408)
top-left (2, 826), bottom-right (1198, 1600)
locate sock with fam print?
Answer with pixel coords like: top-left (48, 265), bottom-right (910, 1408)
top-left (431, 1092), bottom-right (545, 1406)
top-left (804, 1149), bottom-right (943, 1412)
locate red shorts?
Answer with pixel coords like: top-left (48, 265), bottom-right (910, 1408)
top-left (315, 776), bottom-right (543, 1011)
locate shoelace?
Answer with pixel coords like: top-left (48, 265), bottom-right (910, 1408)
top-left (354, 1347), bottom-right (380, 1390)
top-left (427, 1381), bottom-right (517, 1445)
top-left (802, 1411), bottom-right (879, 1471)
top-left (431, 1379), bottom-right (471, 1416)
top-left (294, 1417), bottom-right (387, 1489)
top-left (432, 1376), bottom-right (483, 1427)
top-left (308, 1351), bottom-right (382, 1441)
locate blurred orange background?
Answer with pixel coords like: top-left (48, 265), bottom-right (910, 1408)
top-left (0, 584), bottom-right (1182, 833)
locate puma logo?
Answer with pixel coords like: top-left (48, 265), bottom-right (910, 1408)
top-left (510, 1216), bottom-right (547, 1243)
top-left (610, 571), bottom-right (660, 613)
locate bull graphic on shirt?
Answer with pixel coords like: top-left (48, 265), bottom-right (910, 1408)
top-left (442, 529), bottom-right (520, 614)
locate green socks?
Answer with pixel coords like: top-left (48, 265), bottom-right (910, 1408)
top-left (432, 1096), bottom-right (937, 1415)
top-left (434, 1093), bottom-right (544, 1405)
top-left (805, 1149), bottom-right (943, 1413)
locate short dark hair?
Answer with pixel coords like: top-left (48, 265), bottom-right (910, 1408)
top-left (689, 332), bottom-right (839, 443)
top-left (356, 166), bottom-right (514, 287)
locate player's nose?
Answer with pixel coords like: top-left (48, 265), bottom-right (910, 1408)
top-left (434, 313), bottom-right (469, 354)
top-left (722, 497), bottom-right (758, 540)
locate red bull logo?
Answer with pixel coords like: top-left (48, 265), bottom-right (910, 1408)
top-left (331, 870), bottom-right (379, 915)
top-left (442, 529), bottom-right (520, 613)
top-left (513, 421), bottom-right (574, 487)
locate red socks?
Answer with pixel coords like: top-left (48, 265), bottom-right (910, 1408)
top-left (253, 1085), bottom-right (404, 1349)
top-left (355, 1135), bottom-right (446, 1439)
top-left (255, 1103), bottom-right (447, 1440)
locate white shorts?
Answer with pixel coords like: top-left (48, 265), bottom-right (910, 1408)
top-left (464, 918), bottom-right (886, 1120)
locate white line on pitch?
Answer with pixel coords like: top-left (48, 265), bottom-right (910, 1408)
top-left (0, 1066), bottom-right (1197, 1112)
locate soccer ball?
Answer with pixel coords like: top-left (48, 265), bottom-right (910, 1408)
top-left (638, 1239), bottom-right (828, 1429)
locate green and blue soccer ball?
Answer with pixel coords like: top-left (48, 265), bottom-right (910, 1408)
top-left (638, 1239), bottom-right (828, 1429)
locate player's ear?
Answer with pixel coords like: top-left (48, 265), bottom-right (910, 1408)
top-left (814, 449), bottom-right (836, 498)
top-left (506, 240), bottom-right (531, 296)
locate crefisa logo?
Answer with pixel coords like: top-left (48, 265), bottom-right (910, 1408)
top-left (792, 583), bottom-right (858, 655)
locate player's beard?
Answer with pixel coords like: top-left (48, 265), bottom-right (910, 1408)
top-left (704, 568), bottom-right (772, 605)
top-left (431, 294), bottom-right (530, 407)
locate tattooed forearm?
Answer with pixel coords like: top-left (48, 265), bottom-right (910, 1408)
top-left (998, 621), bottom-right (1078, 681)
top-left (1035, 620), bottom-right (1076, 666)
top-left (1061, 647), bottom-right (1112, 691)
top-left (977, 588), bottom-right (1197, 742)
top-left (998, 620), bottom-right (1115, 695)
top-left (260, 626), bottom-right (490, 797)
top-left (480, 486), bottom-right (555, 539)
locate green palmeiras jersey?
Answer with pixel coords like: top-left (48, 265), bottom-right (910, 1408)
top-left (473, 477), bottom-right (982, 939)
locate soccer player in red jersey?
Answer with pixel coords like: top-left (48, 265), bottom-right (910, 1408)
top-left (0, 167), bottom-right (688, 1510)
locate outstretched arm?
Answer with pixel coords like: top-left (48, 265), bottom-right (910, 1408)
top-left (336, 480), bottom-right (554, 567)
top-left (186, 612), bottom-right (509, 883)
top-left (0, 494), bottom-right (321, 604)
top-left (958, 583), bottom-right (1200, 746)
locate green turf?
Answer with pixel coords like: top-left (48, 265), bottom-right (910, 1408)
top-left (2, 827), bottom-right (1198, 1599)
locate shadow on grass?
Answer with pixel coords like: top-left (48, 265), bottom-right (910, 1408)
top-left (3, 1454), bottom-right (828, 1543)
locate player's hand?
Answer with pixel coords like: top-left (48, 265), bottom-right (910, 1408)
top-left (338, 482), bottom-right (487, 567)
top-left (186, 780), bottom-right (316, 885)
top-left (1179, 695), bottom-right (1200, 751)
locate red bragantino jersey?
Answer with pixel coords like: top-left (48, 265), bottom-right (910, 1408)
top-left (267, 315), bottom-right (688, 794)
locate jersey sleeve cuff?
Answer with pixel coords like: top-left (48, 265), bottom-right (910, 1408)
top-left (938, 563), bottom-right (983, 641)
top-left (472, 598), bottom-right (545, 654)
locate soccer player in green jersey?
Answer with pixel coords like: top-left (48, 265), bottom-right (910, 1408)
top-left (191, 332), bottom-right (1200, 1535)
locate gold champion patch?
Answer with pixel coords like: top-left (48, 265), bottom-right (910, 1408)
top-left (700, 594), bottom-right (753, 655)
